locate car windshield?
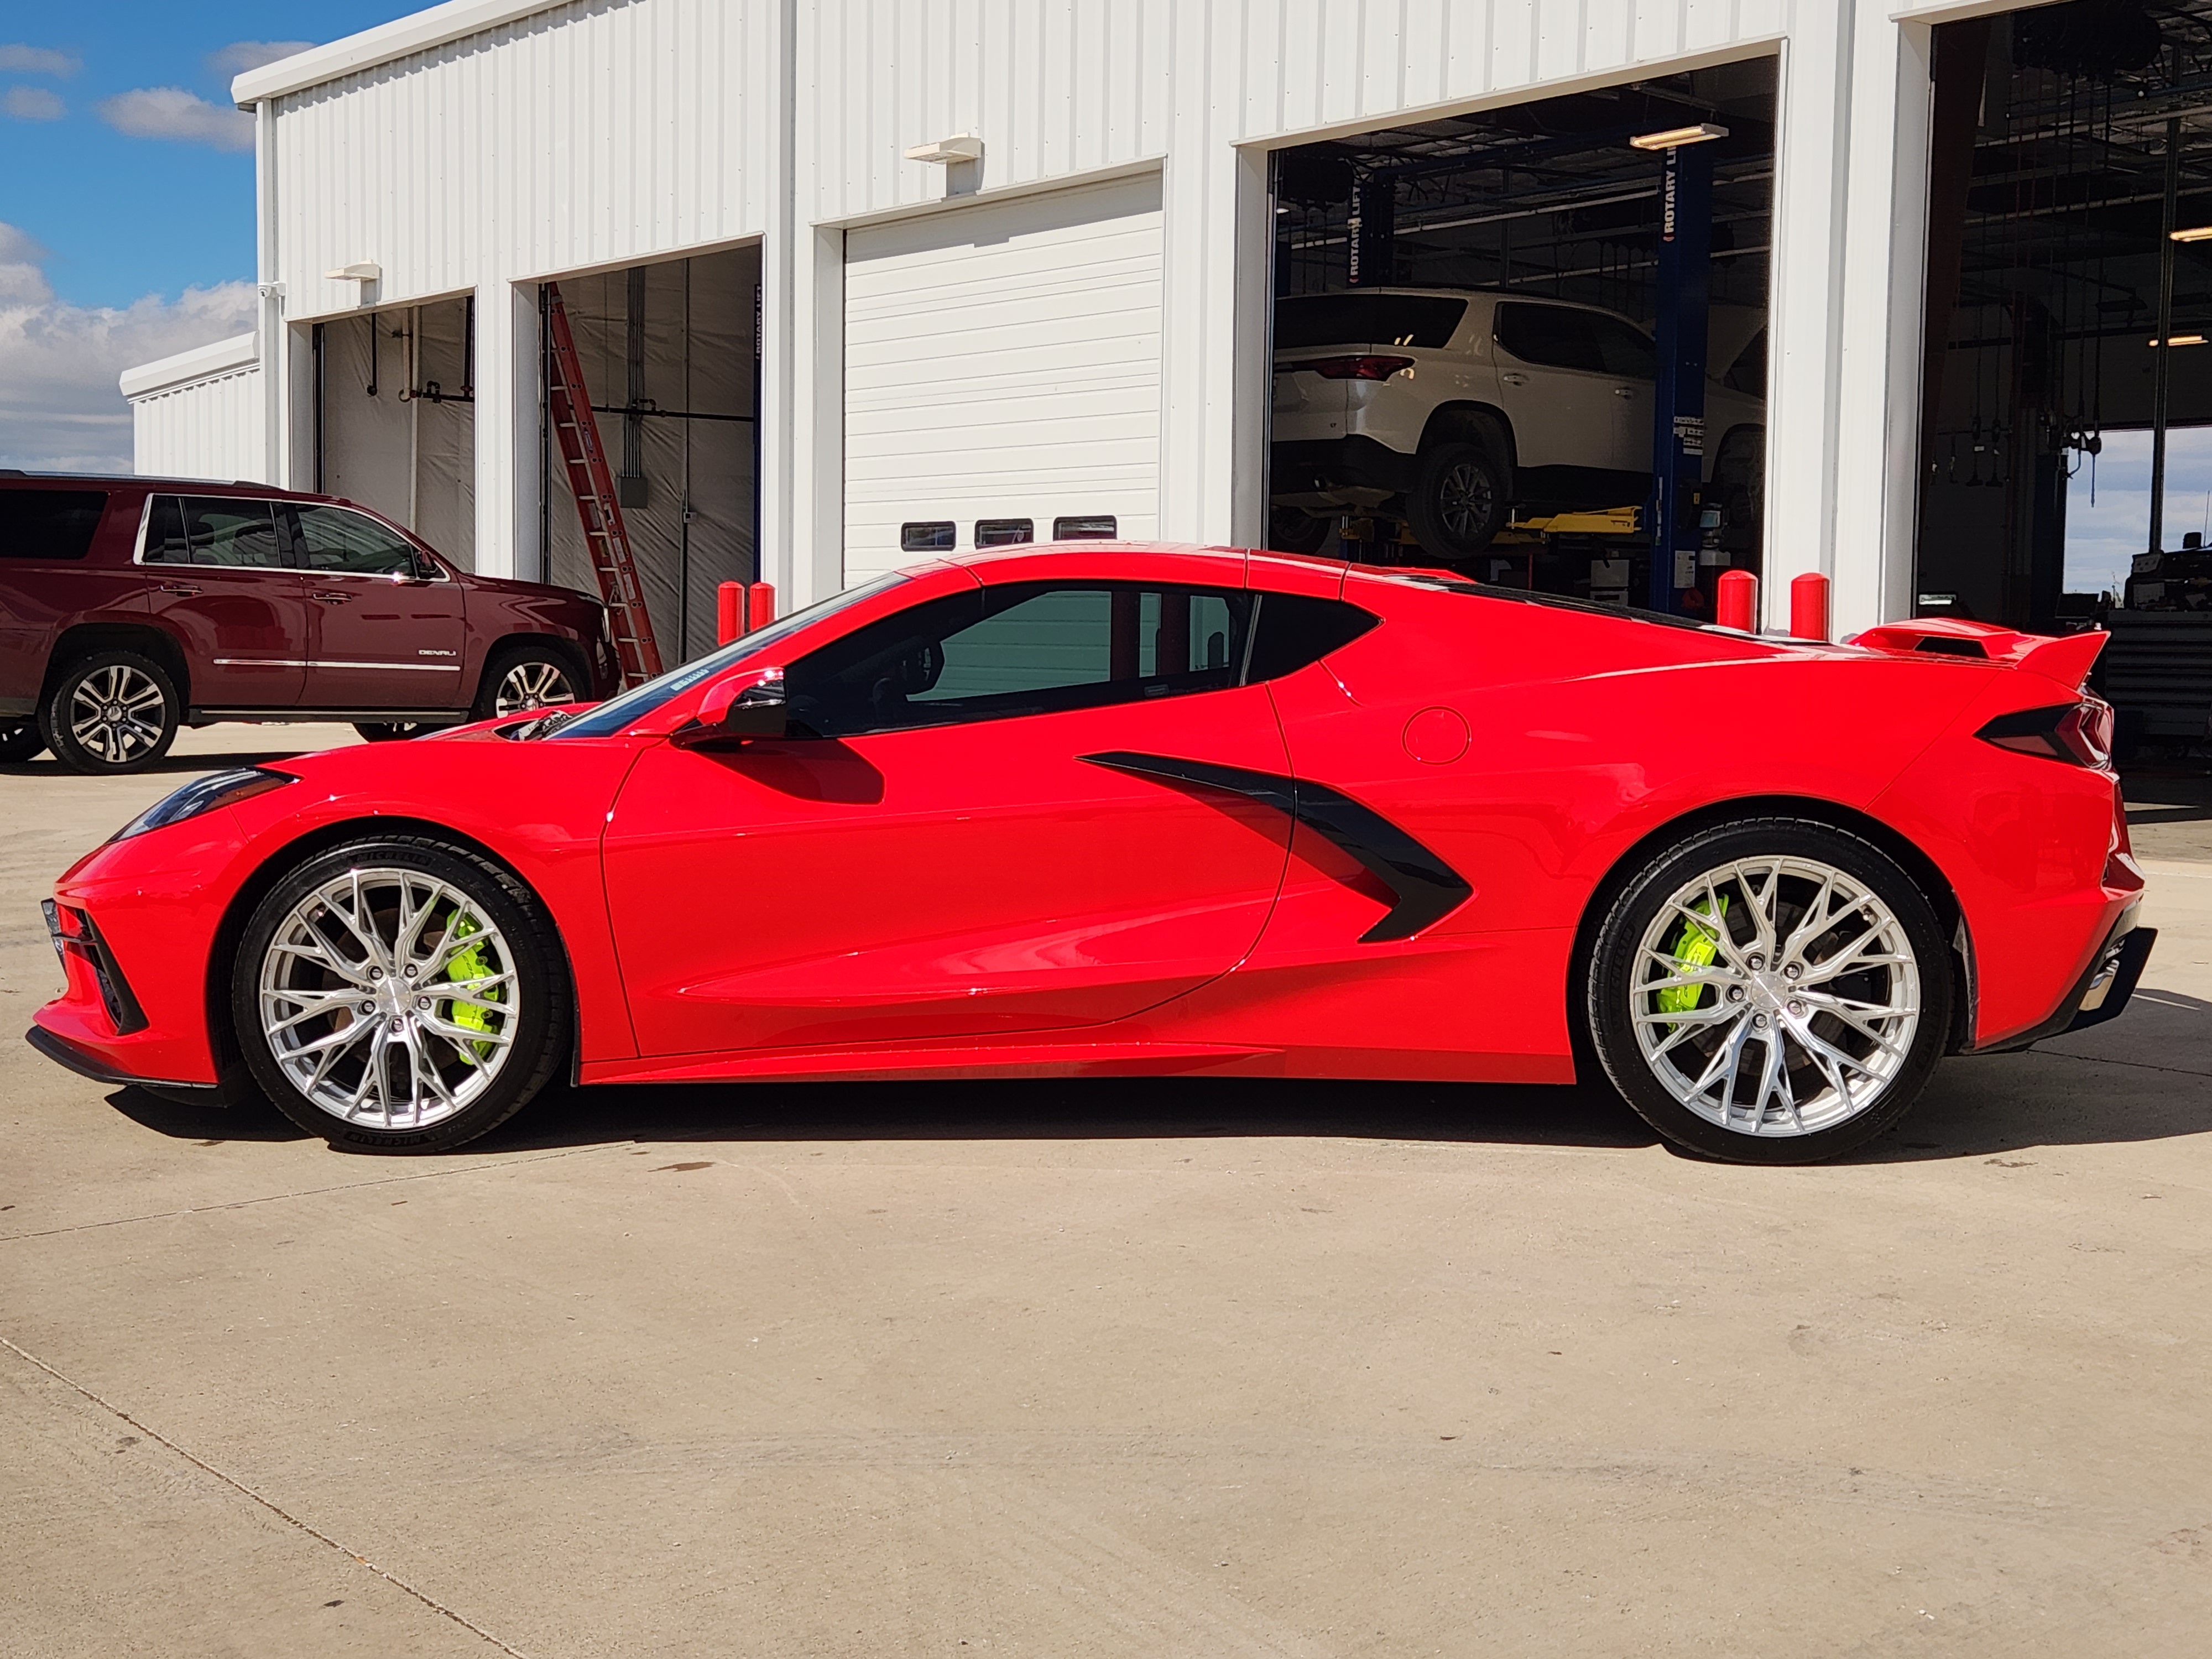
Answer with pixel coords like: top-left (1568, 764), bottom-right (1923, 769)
top-left (1275, 294), bottom-right (1467, 350)
top-left (548, 572), bottom-right (910, 738)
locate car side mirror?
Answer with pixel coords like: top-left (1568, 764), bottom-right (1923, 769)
top-left (672, 671), bottom-right (789, 749)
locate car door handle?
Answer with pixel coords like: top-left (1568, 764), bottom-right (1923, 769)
top-left (309, 591), bottom-right (353, 603)
top-left (1499, 372), bottom-right (1528, 386)
top-left (158, 582), bottom-right (202, 596)
top-left (1613, 386), bottom-right (1637, 398)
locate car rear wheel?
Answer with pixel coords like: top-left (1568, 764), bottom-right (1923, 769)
top-left (233, 837), bottom-right (570, 1153)
top-left (1405, 440), bottom-right (1509, 561)
top-left (474, 646), bottom-right (581, 722)
top-left (1586, 819), bottom-right (1951, 1164)
top-left (41, 651), bottom-right (180, 775)
top-left (0, 719), bottom-right (45, 762)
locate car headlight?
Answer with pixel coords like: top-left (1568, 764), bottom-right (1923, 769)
top-left (113, 768), bottom-right (295, 842)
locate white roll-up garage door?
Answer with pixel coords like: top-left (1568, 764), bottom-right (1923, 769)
top-left (843, 171), bottom-right (1163, 583)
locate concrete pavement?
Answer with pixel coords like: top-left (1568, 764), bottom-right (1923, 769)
top-left (4, 725), bottom-right (2211, 1657)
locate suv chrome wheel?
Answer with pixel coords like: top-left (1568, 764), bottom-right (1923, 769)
top-left (493, 659), bottom-right (577, 717)
top-left (1630, 855), bottom-right (1921, 1138)
top-left (69, 662), bottom-right (169, 767)
top-left (256, 866), bottom-right (521, 1132)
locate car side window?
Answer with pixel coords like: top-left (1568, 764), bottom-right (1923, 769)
top-left (1246, 595), bottom-right (1379, 681)
top-left (291, 504), bottom-right (427, 576)
top-left (1493, 302), bottom-right (1604, 373)
top-left (0, 489), bottom-right (107, 561)
top-left (144, 497), bottom-right (285, 567)
top-left (785, 581), bottom-right (1255, 739)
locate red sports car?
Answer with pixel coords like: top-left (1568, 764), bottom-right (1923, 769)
top-left (29, 545), bottom-right (2152, 1164)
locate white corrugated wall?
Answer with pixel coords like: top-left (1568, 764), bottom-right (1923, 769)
top-left (130, 362), bottom-right (267, 484)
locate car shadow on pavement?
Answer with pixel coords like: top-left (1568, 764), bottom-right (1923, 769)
top-left (92, 990), bottom-right (2212, 1163)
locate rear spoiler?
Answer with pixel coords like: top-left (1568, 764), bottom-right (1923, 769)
top-left (1846, 618), bottom-right (2106, 691)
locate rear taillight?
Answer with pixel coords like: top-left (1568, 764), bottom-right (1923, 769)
top-left (1976, 698), bottom-right (2114, 768)
top-left (1286, 355), bottom-right (1416, 381)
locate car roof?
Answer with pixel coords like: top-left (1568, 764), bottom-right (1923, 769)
top-left (1275, 286), bottom-right (1641, 324)
top-left (0, 469), bottom-right (342, 501)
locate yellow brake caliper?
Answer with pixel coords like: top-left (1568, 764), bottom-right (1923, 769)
top-left (440, 909), bottom-right (502, 1064)
top-left (1656, 894), bottom-right (1728, 1017)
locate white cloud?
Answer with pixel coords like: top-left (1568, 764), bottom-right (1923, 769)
top-left (0, 45), bottom-right (79, 77)
top-left (5, 85), bottom-right (64, 121)
top-left (208, 40), bottom-right (317, 79)
top-left (0, 222), bottom-right (256, 472)
top-left (97, 87), bottom-right (253, 153)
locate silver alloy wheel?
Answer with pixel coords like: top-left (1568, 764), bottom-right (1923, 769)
top-left (257, 866), bottom-right (520, 1130)
top-left (1438, 459), bottom-right (1494, 540)
top-left (493, 659), bottom-right (577, 717)
top-left (69, 662), bottom-right (168, 766)
top-left (1629, 855), bottom-right (1922, 1137)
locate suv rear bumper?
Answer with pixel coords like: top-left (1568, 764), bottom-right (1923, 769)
top-left (1271, 437), bottom-right (1418, 497)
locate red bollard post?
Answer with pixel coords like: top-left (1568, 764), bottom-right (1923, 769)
top-left (747, 581), bottom-right (776, 633)
top-left (1716, 570), bottom-right (1757, 633)
top-left (1789, 572), bottom-right (1830, 643)
top-left (716, 581), bottom-right (743, 645)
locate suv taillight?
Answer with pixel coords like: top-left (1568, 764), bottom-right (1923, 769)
top-left (1285, 355), bottom-right (1416, 381)
top-left (1976, 698), bottom-right (2114, 768)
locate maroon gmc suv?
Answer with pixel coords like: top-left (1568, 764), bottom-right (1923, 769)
top-left (1, 473), bottom-right (617, 774)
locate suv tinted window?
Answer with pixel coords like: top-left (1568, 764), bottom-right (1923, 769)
top-left (1276, 294), bottom-right (1467, 350)
top-left (1590, 316), bottom-right (1657, 379)
top-left (1, 489), bottom-right (107, 561)
top-left (1247, 595), bottom-right (1378, 681)
top-left (1494, 302), bottom-right (1606, 373)
top-left (293, 504), bottom-right (425, 576)
top-left (786, 581), bottom-right (1253, 738)
top-left (144, 496), bottom-right (285, 567)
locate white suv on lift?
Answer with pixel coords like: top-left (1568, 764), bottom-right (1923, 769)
top-left (1269, 288), bottom-right (1765, 562)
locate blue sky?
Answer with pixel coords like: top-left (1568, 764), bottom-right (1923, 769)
top-left (1, 6), bottom-right (413, 469)
top-left (2064, 427), bottom-right (2212, 596)
top-left (5, 6), bottom-right (414, 307)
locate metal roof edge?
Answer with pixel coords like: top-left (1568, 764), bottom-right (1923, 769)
top-left (231, 0), bottom-right (567, 106)
top-left (119, 333), bottom-right (260, 400)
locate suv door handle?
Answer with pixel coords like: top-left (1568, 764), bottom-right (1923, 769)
top-left (309, 590), bottom-right (353, 603)
top-left (158, 582), bottom-right (202, 597)
top-left (1499, 371), bottom-right (1528, 386)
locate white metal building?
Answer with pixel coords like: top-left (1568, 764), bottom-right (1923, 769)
top-left (119, 0), bottom-right (2123, 642)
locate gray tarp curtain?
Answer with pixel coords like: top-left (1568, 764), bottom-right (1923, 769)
top-left (320, 298), bottom-right (476, 570)
top-left (543, 246), bottom-right (760, 664)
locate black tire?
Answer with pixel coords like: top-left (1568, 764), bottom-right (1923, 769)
top-left (473, 644), bottom-right (582, 723)
top-left (1585, 818), bottom-right (1952, 1165)
top-left (0, 719), bottom-right (44, 763)
top-left (231, 836), bottom-right (571, 1154)
top-left (1268, 504), bottom-right (1335, 556)
top-left (1405, 440), bottom-right (1509, 561)
top-left (41, 650), bottom-right (181, 775)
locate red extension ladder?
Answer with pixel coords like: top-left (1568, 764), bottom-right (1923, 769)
top-left (543, 284), bottom-right (664, 686)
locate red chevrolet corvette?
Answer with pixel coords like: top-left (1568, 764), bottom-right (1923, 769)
top-left (30, 544), bottom-right (2152, 1164)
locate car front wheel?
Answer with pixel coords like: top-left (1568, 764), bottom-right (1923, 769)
top-left (233, 837), bottom-right (571, 1152)
top-left (1586, 819), bottom-right (1951, 1164)
top-left (474, 647), bottom-right (581, 722)
top-left (1405, 440), bottom-right (1509, 561)
top-left (41, 650), bottom-right (180, 775)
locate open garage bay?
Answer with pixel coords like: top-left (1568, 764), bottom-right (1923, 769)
top-left (3, 729), bottom-right (2211, 1656)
